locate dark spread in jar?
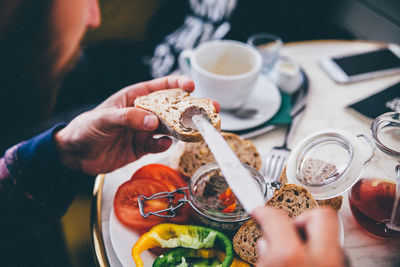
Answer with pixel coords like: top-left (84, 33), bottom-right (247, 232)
top-left (194, 169), bottom-right (245, 213)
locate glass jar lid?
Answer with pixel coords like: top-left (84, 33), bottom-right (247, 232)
top-left (371, 112), bottom-right (400, 158)
top-left (286, 129), bottom-right (374, 199)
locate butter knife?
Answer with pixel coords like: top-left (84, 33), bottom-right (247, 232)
top-left (191, 114), bottom-right (265, 213)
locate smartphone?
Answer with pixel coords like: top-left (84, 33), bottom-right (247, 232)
top-left (319, 44), bottom-right (400, 83)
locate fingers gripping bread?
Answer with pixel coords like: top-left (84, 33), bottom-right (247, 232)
top-left (134, 89), bottom-right (221, 142)
top-left (177, 132), bottom-right (262, 177)
top-left (233, 184), bottom-right (318, 264)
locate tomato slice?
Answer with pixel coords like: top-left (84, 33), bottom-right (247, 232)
top-left (114, 178), bottom-right (168, 231)
top-left (114, 164), bottom-right (192, 231)
top-left (131, 164), bottom-right (187, 189)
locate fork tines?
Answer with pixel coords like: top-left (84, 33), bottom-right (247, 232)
top-left (263, 148), bottom-right (290, 183)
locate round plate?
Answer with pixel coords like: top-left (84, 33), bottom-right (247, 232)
top-left (220, 75), bottom-right (281, 131)
top-left (109, 206), bottom-right (344, 266)
top-left (109, 208), bottom-right (156, 267)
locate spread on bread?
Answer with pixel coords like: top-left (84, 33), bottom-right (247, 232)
top-left (134, 89), bottom-right (220, 142)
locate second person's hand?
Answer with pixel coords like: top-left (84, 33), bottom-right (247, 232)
top-left (252, 206), bottom-right (344, 267)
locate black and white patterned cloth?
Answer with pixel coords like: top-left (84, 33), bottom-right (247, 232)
top-left (147, 0), bottom-right (238, 78)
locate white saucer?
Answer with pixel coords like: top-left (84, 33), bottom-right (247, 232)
top-left (220, 75), bottom-right (281, 131)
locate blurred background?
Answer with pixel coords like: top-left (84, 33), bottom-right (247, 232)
top-left (37, 0), bottom-right (400, 266)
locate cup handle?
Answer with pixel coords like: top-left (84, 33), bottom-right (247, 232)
top-left (178, 49), bottom-right (193, 75)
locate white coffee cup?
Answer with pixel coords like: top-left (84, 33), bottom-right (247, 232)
top-left (178, 40), bottom-right (262, 110)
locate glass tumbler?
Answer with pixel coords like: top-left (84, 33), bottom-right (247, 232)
top-left (247, 33), bottom-right (282, 75)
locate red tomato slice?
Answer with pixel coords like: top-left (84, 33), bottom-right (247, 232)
top-left (132, 164), bottom-right (192, 224)
top-left (114, 164), bottom-right (192, 231)
top-left (114, 178), bottom-right (168, 231)
top-left (131, 164), bottom-right (187, 189)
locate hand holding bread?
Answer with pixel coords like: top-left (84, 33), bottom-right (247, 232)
top-left (135, 88), bottom-right (221, 142)
top-left (233, 183), bottom-right (344, 266)
top-left (55, 76), bottom-right (197, 175)
top-left (252, 206), bottom-right (345, 267)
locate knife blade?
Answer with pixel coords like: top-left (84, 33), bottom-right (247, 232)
top-left (191, 114), bottom-right (265, 213)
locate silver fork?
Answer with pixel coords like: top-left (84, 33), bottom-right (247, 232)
top-left (263, 70), bottom-right (308, 185)
top-left (263, 123), bottom-right (292, 185)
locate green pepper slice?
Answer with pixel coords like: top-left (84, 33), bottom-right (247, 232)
top-left (153, 248), bottom-right (221, 267)
top-left (132, 224), bottom-right (233, 267)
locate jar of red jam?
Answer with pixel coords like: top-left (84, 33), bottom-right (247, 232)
top-left (285, 112), bottom-right (400, 238)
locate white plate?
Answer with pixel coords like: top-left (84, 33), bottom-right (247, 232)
top-left (108, 156), bottom-right (345, 267)
top-left (220, 75), bottom-right (282, 131)
top-left (109, 206), bottom-right (345, 267)
top-left (109, 208), bottom-right (156, 267)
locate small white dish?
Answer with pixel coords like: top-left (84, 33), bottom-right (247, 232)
top-left (220, 75), bottom-right (281, 131)
top-left (270, 57), bottom-right (304, 94)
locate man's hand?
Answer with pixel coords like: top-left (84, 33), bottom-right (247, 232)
top-left (54, 75), bottom-right (202, 175)
top-left (252, 207), bottom-right (344, 267)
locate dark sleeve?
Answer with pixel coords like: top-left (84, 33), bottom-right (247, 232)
top-left (0, 124), bottom-right (93, 248)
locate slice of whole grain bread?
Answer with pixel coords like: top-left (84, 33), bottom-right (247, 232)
top-left (134, 89), bottom-right (220, 142)
top-left (278, 164), bottom-right (343, 211)
top-left (232, 219), bottom-right (261, 265)
top-left (266, 184), bottom-right (318, 218)
top-left (233, 184), bottom-right (318, 265)
top-left (176, 132), bottom-right (262, 178)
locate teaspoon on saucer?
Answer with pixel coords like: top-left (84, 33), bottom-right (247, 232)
top-left (228, 108), bottom-right (259, 119)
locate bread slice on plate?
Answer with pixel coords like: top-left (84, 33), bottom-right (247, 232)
top-left (232, 219), bottom-right (261, 265)
top-left (233, 184), bottom-right (318, 265)
top-left (266, 184), bottom-right (318, 218)
top-left (278, 164), bottom-right (343, 211)
top-left (134, 89), bottom-right (220, 142)
top-left (175, 132), bottom-right (262, 178)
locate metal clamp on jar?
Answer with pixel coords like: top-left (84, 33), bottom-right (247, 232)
top-left (285, 112), bottom-right (400, 238)
top-left (138, 162), bottom-right (268, 232)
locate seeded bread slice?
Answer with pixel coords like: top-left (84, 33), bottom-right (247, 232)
top-left (233, 184), bottom-right (318, 265)
top-left (267, 184), bottom-right (318, 217)
top-left (278, 164), bottom-right (343, 211)
top-left (134, 89), bottom-right (220, 142)
top-left (232, 219), bottom-right (261, 265)
top-left (176, 132), bottom-right (262, 178)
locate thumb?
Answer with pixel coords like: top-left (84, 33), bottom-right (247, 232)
top-left (105, 107), bottom-right (159, 131)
